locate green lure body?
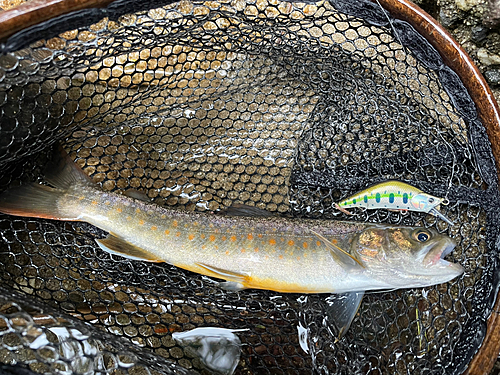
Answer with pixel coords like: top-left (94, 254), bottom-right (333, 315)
top-left (336, 181), bottom-right (453, 225)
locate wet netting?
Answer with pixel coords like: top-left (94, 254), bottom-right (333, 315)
top-left (0, 0), bottom-right (499, 374)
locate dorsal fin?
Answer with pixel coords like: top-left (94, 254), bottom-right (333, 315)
top-left (124, 188), bottom-right (151, 202)
top-left (217, 203), bottom-right (275, 217)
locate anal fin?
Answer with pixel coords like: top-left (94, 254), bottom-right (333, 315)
top-left (96, 235), bottom-right (163, 263)
top-left (218, 282), bottom-right (246, 291)
top-left (325, 292), bottom-right (365, 341)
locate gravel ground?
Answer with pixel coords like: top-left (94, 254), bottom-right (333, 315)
top-left (414, 0), bottom-right (500, 104)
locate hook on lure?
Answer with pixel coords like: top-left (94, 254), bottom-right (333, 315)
top-left (334, 180), bottom-right (454, 225)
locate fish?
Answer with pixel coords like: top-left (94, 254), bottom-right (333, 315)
top-left (0, 147), bottom-right (464, 336)
top-left (172, 327), bottom-right (247, 375)
top-left (334, 180), bottom-right (454, 225)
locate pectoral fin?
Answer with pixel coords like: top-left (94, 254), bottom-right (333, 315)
top-left (96, 235), bottom-right (163, 263)
top-left (325, 292), bottom-right (365, 341)
top-left (311, 230), bottom-right (364, 270)
top-left (195, 262), bottom-right (249, 290)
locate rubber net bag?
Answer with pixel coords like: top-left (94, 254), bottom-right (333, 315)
top-left (0, 0), bottom-right (499, 374)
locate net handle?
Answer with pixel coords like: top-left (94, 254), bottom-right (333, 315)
top-left (0, 0), bottom-right (115, 42)
top-left (372, 1), bottom-right (500, 373)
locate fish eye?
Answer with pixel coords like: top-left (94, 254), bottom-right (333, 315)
top-left (413, 230), bottom-right (431, 242)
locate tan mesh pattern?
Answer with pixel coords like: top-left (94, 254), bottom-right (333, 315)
top-left (0, 0), bottom-right (498, 374)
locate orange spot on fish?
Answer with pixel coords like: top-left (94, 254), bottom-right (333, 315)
top-left (139, 220), bottom-right (145, 225)
top-left (241, 248), bottom-right (246, 253)
top-left (331, 239), bottom-right (337, 244)
top-left (165, 230), bottom-right (170, 235)
top-left (258, 234), bottom-right (263, 238)
top-left (265, 255), bottom-right (269, 260)
top-left (176, 232), bottom-right (181, 237)
top-left (161, 214), bottom-right (166, 219)
top-left (316, 241), bottom-right (321, 247)
top-left (296, 256), bottom-right (301, 260)
top-left (215, 245), bottom-right (219, 249)
top-left (173, 220), bottom-right (178, 227)
top-left (117, 207), bottom-right (122, 213)
top-left (193, 222), bottom-right (199, 226)
top-left (247, 234), bottom-right (254, 240)
top-left (202, 245), bottom-right (206, 250)
top-left (230, 236), bottom-right (237, 242)
top-left (254, 248), bottom-right (259, 253)
top-left (188, 234), bottom-right (195, 241)
top-left (126, 216), bottom-right (132, 221)
top-left (105, 201), bottom-right (110, 205)
top-left (91, 200), bottom-right (98, 205)
top-left (151, 226), bottom-right (157, 231)
top-left (222, 236), bottom-right (227, 241)
top-left (288, 240), bottom-right (294, 246)
top-left (201, 234), bottom-right (206, 239)
top-left (136, 208), bottom-right (141, 213)
top-left (79, 196), bottom-right (85, 200)
top-left (303, 242), bottom-right (308, 249)
top-left (269, 238), bottom-right (276, 245)
top-left (209, 235), bottom-right (216, 242)
top-left (279, 255), bottom-right (284, 259)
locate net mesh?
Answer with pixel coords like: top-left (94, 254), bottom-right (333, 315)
top-left (0, 0), bottom-right (499, 374)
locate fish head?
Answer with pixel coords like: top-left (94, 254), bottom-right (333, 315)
top-left (410, 193), bottom-right (444, 212)
top-left (353, 226), bottom-right (464, 288)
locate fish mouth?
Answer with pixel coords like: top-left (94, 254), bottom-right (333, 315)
top-left (421, 238), bottom-right (464, 277)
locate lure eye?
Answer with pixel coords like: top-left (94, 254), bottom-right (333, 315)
top-left (428, 197), bottom-right (435, 203)
top-left (414, 230), bottom-right (431, 242)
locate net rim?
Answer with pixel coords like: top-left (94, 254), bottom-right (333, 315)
top-left (0, 0), bottom-right (499, 373)
top-left (370, 2), bottom-right (500, 373)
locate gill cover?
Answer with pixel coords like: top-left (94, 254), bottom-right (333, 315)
top-left (353, 227), bottom-right (463, 288)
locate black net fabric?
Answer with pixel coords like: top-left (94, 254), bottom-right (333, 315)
top-left (0, 0), bottom-right (499, 374)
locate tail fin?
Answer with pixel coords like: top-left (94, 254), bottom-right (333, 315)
top-left (0, 145), bottom-right (95, 220)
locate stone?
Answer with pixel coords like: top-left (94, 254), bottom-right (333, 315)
top-left (477, 47), bottom-right (500, 65)
top-left (471, 26), bottom-right (488, 43)
top-left (484, 69), bottom-right (500, 85)
top-left (456, 0), bottom-right (482, 11)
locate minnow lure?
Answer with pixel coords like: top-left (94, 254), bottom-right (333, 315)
top-left (335, 180), bottom-right (453, 225)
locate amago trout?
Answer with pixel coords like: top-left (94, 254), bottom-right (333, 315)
top-left (0, 148), bottom-right (463, 336)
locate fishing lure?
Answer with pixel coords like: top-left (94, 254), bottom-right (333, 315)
top-left (335, 180), bottom-right (453, 225)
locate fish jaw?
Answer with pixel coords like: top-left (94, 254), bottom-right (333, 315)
top-left (418, 238), bottom-right (464, 283)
